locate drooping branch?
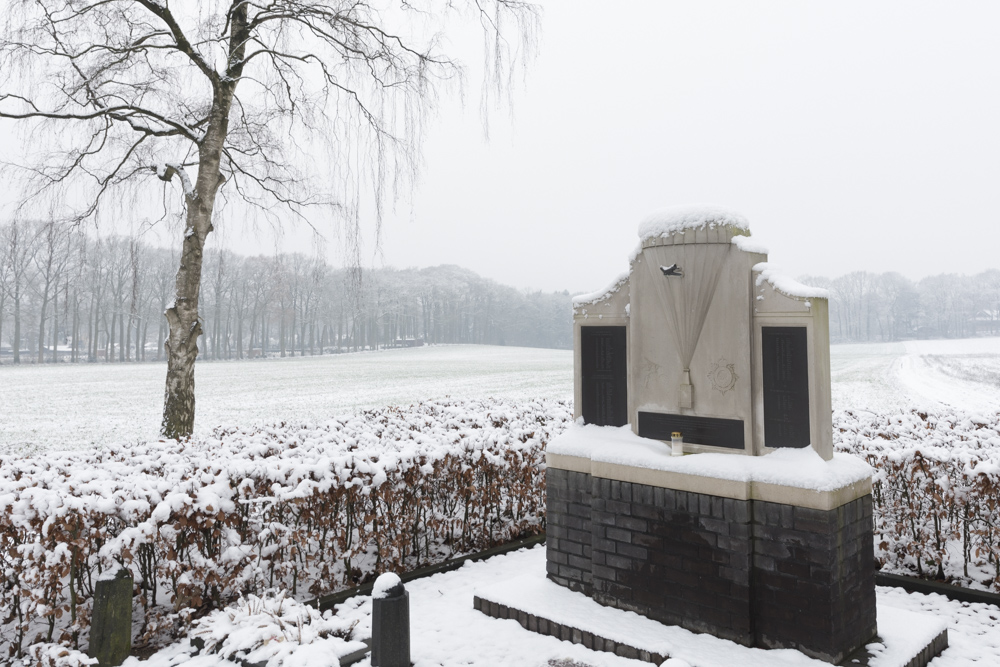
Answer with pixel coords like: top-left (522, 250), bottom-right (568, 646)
top-left (0, 98), bottom-right (203, 142)
top-left (132, 0), bottom-right (222, 87)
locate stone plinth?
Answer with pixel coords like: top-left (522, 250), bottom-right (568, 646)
top-left (545, 429), bottom-right (879, 664)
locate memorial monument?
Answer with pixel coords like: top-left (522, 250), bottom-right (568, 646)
top-left (549, 206), bottom-right (875, 663)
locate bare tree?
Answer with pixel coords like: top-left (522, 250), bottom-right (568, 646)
top-left (32, 219), bottom-right (72, 362)
top-left (0, 219), bottom-right (39, 363)
top-left (1, 0), bottom-right (537, 437)
top-left (0, 222), bottom-right (10, 354)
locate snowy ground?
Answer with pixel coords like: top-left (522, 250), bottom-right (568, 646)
top-left (830, 337), bottom-right (1000, 414)
top-left (3, 338), bottom-right (999, 455)
top-left (3, 337), bottom-right (999, 454)
top-left (0, 345), bottom-right (572, 455)
top-left (118, 546), bottom-right (998, 667)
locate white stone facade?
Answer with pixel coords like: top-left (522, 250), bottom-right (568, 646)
top-left (573, 208), bottom-right (834, 460)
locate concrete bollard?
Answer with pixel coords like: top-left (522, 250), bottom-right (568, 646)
top-left (371, 572), bottom-right (410, 667)
top-left (88, 568), bottom-right (133, 667)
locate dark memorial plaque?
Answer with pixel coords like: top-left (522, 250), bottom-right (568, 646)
top-left (637, 411), bottom-right (744, 449)
top-left (581, 326), bottom-right (627, 426)
top-left (762, 326), bottom-right (810, 448)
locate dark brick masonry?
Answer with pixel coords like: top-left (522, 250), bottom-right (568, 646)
top-left (546, 468), bottom-right (878, 664)
top-left (752, 496), bottom-right (877, 662)
top-left (545, 469), bottom-right (594, 594)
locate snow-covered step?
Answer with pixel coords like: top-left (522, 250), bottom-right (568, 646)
top-left (474, 570), bottom-right (948, 667)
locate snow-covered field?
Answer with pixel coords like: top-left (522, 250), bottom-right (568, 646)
top-left (3, 338), bottom-right (1000, 454)
top-left (830, 337), bottom-right (1000, 414)
top-left (0, 345), bottom-right (572, 455)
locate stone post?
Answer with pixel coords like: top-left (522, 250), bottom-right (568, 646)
top-left (371, 573), bottom-right (410, 667)
top-left (88, 568), bottom-right (133, 667)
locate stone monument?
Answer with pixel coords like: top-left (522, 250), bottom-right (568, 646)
top-left (547, 206), bottom-right (876, 663)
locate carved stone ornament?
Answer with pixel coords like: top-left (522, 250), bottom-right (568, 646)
top-left (641, 357), bottom-right (663, 389)
top-left (708, 358), bottom-right (739, 394)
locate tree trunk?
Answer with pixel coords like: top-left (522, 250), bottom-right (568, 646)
top-left (280, 311), bottom-right (286, 357)
top-left (160, 224), bottom-right (205, 438)
top-left (157, 309), bottom-right (165, 361)
top-left (125, 316), bottom-right (132, 361)
top-left (51, 285), bottom-right (58, 363)
top-left (88, 296), bottom-right (96, 362)
top-left (160, 72), bottom-right (237, 437)
top-left (37, 289), bottom-right (49, 364)
top-left (72, 299), bottom-right (79, 362)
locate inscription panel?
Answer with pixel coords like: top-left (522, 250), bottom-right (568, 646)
top-left (761, 326), bottom-right (810, 448)
top-left (637, 411), bottom-right (745, 450)
top-left (581, 326), bottom-right (628, 427)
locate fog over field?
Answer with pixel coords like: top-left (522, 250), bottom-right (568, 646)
top-left (2, 338), bottom-right (999, 456)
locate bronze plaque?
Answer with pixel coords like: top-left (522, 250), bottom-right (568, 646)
top-left (581, 326), bottom-right (628, 426)
top-left (762, 326), bottom-right (810, 448)
top-left (637, 411), bottom-right (745, 449)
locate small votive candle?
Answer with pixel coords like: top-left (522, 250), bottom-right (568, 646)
top-left (671, 431), bottom-right (683, 456)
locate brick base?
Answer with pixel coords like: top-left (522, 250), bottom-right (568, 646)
top-left (546, 468), bottom-right (878, 663)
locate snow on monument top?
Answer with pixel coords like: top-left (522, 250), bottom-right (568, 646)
top-left (549, 424), bottom-right (871, 492)
top-left (638, 205), bottom-right (750, 242)
top-left (753, 262), bottom-right (830, 300)
top-left (572, 271), bottom-right (629, 306)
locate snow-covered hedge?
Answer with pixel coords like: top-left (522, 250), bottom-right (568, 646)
top-left (0, 398), bottom-right (571, 660)
top-left (835, 408), bottom-right (1000, 590)
top-left (5, 398), bottom-right (1000, 662)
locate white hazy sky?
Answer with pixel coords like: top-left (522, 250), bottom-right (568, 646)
top-left (372, 0), bottom-right (1000, 294)
top-left (4, 1), bottom-right (1000, 295)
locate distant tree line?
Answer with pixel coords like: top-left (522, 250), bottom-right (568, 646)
top-left (4, 219), bottom-right (995, 362)
top-left (0, 220), bottom-right (572, 364)
top-left (800, 270), bottom-right (1000, 343)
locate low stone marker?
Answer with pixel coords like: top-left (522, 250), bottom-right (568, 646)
top-left (88, 568), bottom-right (133, 667)
top-left (371, 572), bottom-right (410, 667)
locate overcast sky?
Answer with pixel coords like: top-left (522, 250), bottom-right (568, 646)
top-left (370, 0), bottom-right (1000, 294)
top-left (5, 1), bottom-right (1000, 295)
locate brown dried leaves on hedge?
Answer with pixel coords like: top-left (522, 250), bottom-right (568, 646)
top-left (835, 408), bottom-right (1000, 590)
top-left (0, 398), bottom-right (572, 659)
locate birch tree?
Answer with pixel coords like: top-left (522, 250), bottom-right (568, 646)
top-left (0, 0), bottom-right (537, 437)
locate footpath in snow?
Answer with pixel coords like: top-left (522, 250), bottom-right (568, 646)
top-left (830, 338), bottom-right (1000, 414)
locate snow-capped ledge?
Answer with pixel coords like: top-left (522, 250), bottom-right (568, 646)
top-left (572, 271), bottom-right (629, 307)
top-left (732, 234), bottom-right (769, 255)
top-left (753, 262), bottom-right (830, 300)
top-left (547, 424), bottom-right (872, 510)
top-left (637, 205), bottom-right (749, 242)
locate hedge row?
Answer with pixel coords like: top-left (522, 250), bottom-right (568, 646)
top-left (5, 400), bottom-right (1000, 662)
top-left (834, 408), bottom-right (1000, 590)
top-left (0, 398), bottom-right (571, 660)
